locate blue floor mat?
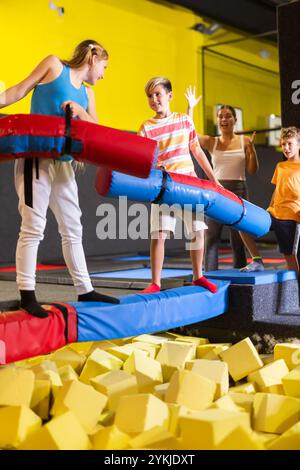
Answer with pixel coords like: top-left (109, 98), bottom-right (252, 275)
top-left (72, 281), bottom-right (229, 342)
top-left (206, 269), bottom-right (297, 285)
top-left (90, 267), bottom-right (192, 279)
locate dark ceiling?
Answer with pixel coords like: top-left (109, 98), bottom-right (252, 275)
top-left (152, 0), bottom-right (289, 36)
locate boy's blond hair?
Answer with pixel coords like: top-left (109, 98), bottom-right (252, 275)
top-left (145, 77), bottom-right (172, 95)
top-left (280, 126), bottom-right (300, 143)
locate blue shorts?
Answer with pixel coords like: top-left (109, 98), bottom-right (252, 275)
top-left (271, 217), bottom-right (298, 255)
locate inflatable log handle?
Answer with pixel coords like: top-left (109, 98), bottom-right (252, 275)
top-left (64, 103), bottom-right (72, 154)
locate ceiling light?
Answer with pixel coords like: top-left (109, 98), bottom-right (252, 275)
top-left (193, 22), bottom-right (221, 35)
top-left (259, 49), bottom-right (271, 59)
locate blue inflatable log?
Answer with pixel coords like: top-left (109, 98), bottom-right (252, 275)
top-left (96, 168), bottom-right (271, 238)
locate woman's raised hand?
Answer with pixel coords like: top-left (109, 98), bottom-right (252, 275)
top-left (184, 85), bottom-right (202, 109)
top-left (249, 131), bottom-right (257, 145)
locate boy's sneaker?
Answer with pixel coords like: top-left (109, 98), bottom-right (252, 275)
top-left (240, 259), bottom-right (264, 273)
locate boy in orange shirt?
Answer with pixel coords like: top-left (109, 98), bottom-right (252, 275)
top-left (268, 127), bottom-right (300, 274)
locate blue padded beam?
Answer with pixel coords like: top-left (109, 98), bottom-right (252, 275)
top-left (72, 281), bottom-right (229, 342)
top-left (206, 269), bottom-right (297, 285)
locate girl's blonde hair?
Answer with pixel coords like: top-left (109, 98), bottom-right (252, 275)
top-left (64, 40), bottom-right (108, 172)
top-left (63, 39), bottom-right (108, 69)
top-left (280, 126), bottom-right (300, 143)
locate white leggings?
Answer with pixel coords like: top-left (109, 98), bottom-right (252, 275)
top-left (15, 159), bottom-right (93, 294)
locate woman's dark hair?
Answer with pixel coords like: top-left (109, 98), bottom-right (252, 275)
top-left (218, 105), bottom-right (237, 120)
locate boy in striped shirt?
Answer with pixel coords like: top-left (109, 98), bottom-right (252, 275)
top-left (139, 76), bottom-right (219, 294)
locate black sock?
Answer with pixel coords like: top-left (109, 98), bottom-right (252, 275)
top-left (253, 256), bottom-right (263, 263)
top-left (78, 290), bottom-right (120, 304)
top-left (20, 290), bottom-right (49, 318)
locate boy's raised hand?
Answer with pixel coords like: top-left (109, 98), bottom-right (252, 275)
top-left (184, 85), bottom-right (202, 109)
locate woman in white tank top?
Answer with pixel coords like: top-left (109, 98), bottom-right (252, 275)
top-left (186, 87), bottom-right (264, 272)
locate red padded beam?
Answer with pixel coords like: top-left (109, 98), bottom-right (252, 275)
top-left (0, 303), bottom-right (77, 364)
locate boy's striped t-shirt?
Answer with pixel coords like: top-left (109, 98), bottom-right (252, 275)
top-left (139, 112), bottom-right (200, 176)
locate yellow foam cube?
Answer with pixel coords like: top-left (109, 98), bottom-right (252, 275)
top-left (90, 370), bottom-right (138, 410)
top-left (229, 382), bottom-right (256, 394)
top-left (98, 409), bottom-right (115, 426)
top-left (68, 341), bottom-right (93, 355)
top-left (51, 379), bottom-right (107, 432)
top-left (262, 384), bottom-right (285, 395)
top-left (216, 425), bottom-right (264, 450)
top-left (0, 406), bottom-right (41, 449)
top-left (28, 356), bottom-right (57, 370)
top-left (247, 359), bottom-right (289, 391)
top-left (50, 347), bottom-right (86, 374)
top-left (130, 341), bottom-right (159, 359)
top-left (132, 334), bottom-right (169, 345)
top-left (91, 424), bottom-right (130, 450)
top-left (202, 345), bottom-right (230, 361)
top-left (109, 338), bottom-right (128, 346)
top-left (87, 340), bottom-right (116, 355)
top-left (180, 409), bottom-right (250, 449)
top-left (260, 354), bottom-right (274, 365)
top-left (129, 425), bottom-right (181, 450)
top-left (0, 368), bottom-right (34, 407)
top-left (282, 369), bottom-right (300, 398)
top-left (156, 341), bottom-right (196, 381)
top-left (19, 411), bottom-right (91, 450)
top-left (274, 343), bottom-right (300, 370)
top-left (228, 392), bottom-right (254, 413)
top-left (267, 422), bottom-right (300, 450)
top-left (157, 340), bottom-right (196, 363)
top-left (79, 348), bottom-right (123, 384)
top-left (153, 383), bottom-right (169, 401)
top-left (30, 379), bottom-right (51, 420)
top-left (115, 393), bottom-right (169, 436)
top-left (165, 369), bottom-right (216, 411)
top-left (108, 344), bottom-right (149, 361)
top-left (123, 350), bottom-right (163, 393)
top-left (219, 338), bottom-right (263, 382)
top-left (196, 343), bottom-right (231, 359)
top-left (253, 392), bottom-right (300, 434)
top-left (184, 360), bottom-right (197, 370)
top-left (167, 403), bottom-right (190, 436)
top-left (174, 336), bottom-right (209, 346)
top-left (253, 431), bottom-right (278, 446)
top-left (211, 395), bottom-right (243, 413)
top-left (58, 364), bottom-right (79, 383)
top-left (191, 359), bottom-right (229, 399)
top-left (37, 370), bottom-right (63, 399)
top-left (88, 423), bottom-right (104, 436)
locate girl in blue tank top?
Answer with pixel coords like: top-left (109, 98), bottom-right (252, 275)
top-left (0, 40), bottom-right (120, 317)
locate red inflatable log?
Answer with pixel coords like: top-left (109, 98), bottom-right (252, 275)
top-left (0, 114), bottom-right (157, 178)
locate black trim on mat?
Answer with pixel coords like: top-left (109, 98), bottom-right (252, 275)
top-left (24, 159), bottom-right (33, 208)
top-left (49, 303), bottom-right (69, 342)
top-left (64, 104), bottom-right (72, 155)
